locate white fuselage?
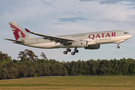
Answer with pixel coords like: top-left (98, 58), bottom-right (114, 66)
top-left (17, 30), bottom-right (132, 49)
top-left (7, 21), bottom-right (132, 55)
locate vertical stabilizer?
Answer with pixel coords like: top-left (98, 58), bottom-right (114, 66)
top-left (9, 22), bottom-right (34, 40)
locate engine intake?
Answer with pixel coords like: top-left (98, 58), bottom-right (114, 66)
top-left (85, 44), bottom-right (100, 49)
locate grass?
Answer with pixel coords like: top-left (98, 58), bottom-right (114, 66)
top-left (0, 76), bottom-right (135, 90)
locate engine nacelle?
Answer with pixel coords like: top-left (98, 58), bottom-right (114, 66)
top-left (85, 44), bottom-right (100, 49)
top-left (71, 41), bottom-right (88, 47)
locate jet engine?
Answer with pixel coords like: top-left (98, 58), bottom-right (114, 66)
top-left (71, 41), bottom-right (88, 47)
top-left (84, 44), bottom-right (100, 49)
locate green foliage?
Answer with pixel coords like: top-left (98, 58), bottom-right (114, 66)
top-left (8, 67), bottom-right (18, 79)
top-left (0, 58), bottom-right (135, 79)
top-left (28, 66), bottom-right (35, 77)
top-left (1, 68), bottom-right (8, 79)
top-left (34, 73), bottom-right (37, 77)
top-left (0, 50), bottom-right (135, 80)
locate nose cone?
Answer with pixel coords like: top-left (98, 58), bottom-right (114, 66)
top-left (129, 34), bottom-right (132, 38)
top-left (126, 34), bottom-right (132, 40)
top-left (124, 34), bottom-right (132, 41)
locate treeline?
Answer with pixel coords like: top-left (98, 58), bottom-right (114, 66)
top-left (0, 50), bottom-right (135, 79)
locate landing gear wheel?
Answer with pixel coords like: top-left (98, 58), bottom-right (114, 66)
top-left (75, 50), bottom-right (79, 53)
top-left (71, 52), bottom-right (75, 55)
top-left (117, 46), bottom-right (120, 49)
top-left (117, 43), bottom-right (120, 49)
top-left (63, 51), bottom-right (68, 54)
top-left (67, 49), bottom-right (71, 52)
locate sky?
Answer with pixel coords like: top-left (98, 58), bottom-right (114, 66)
top-left (0, 0), bottom-right (135, 62)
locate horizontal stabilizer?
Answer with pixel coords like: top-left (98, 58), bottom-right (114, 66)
top-left (4, 38), bottom-right (24, 44)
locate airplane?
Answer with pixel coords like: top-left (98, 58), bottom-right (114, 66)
top-left (5, 22), bottom-right (132, 55)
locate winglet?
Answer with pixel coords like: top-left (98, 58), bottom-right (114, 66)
top-left (25, 28), bottom-right (31, 32)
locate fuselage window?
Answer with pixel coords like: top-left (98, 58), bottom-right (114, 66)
top-left (124, 32), bottom-right (129, 34)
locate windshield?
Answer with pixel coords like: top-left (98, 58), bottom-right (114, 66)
top-left (124, 32), bottom-right (129, 34)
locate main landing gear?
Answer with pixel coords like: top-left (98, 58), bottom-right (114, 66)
top-left (63, 47), bottom-right (79, 55)
top-left (117, 43), bottom-right (120, 49)
top-left (63, 48), bottom-right (71, 54)
top-left (71, 47), bottom-right (79, 55)
top-left (63, 44), bottom-right (71, 54)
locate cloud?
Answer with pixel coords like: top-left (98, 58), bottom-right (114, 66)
top-left (40, 0), bottom-right (52, 5)
top-left (99, 0), bottom-right (124, 4)
top-left (80, 0), bottom-right (135, 5)
top-left (124, 3), bottom-right (135, 5)
top-left (80, 0), bottom-right (93, 2)
top-left (40, 0), bottom-right (59, 8)
top-left (128, 0), bottom-right (135, 3)
top-left (58, 17), bottom-right (88, 22)
top-left (1, 0), bottom-right (135, 61)
top-left (80, 0), bottom-right (125, 4)
top-left (3, 8), bottom-right (39, 21)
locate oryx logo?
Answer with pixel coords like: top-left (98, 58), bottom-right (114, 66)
top-left (9, 23), bottom-right (26, 40)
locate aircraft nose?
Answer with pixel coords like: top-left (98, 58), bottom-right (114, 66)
top-left (129, 34), bottom-right (132, 38)
top-left (127, 34), bottom-right (132, 39)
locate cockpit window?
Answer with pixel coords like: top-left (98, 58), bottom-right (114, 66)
top-left (124, 32), bottom-right (129, 34)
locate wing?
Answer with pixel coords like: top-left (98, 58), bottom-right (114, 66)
top-left (25, 28), bottom-right (75, 45)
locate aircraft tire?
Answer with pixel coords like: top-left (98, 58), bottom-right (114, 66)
top-left (75, 50), bottom-right (79, 53)
top-left (68, 49), bottom-right (71, 52)
top-left (63, 51), bottom-right (68, 54)
top-left (71, 52), bottom-right (75, 55)
top-left (117, 46), bottom-right (120, 49)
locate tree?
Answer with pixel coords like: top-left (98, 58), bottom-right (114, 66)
top-left (0, 51), bottom-right (11, 63)
top-left (100, 60), bottom-right (113, 75)
top-left (77, 60), bottom-right (83, 75)
top-left (112, 59), bottom-right (119, 75)
top-left (1, 68), bottom-right (8, 79)
top-left (82, 61), bottom-right (89, 75)
top-left (0, 52), bottom-right (135, 79)
top-left (27, 66), bottom-right (35, 77)
top-left (42, 64), bottom-right (50, 76)
top-left (70, 61), bottom-right (78, 75)
top-left (90, 60), bottom-right (100, 75)
top-left (41, 52), bottom-right (47, 60)
top-left (63, 61), bottom-right (70, 75)
top-left (53, 63), bottom-right (66, 76)
top-left (18, 51), bottom-right (27, 62)
top-left (129, 63), bottom-right (135, 75)
top-left (25, 49), bottom-right (38, 62)
top-left (35, 65), bottom-right (43, 76)
top-left (18, 64), bottom-right (28, 77)
top-left (119, 58), bottom-right (129, 75)
top-left (7, 61), bottom-right (15, 70)
top-left (0, 51), bottom-right (5, 62)
top-left (18, 49), bottom-right (38, 62)
top-left (0, 65), bottom-right (2, 79)
top-left (8, 67), bottom-right (18, 79)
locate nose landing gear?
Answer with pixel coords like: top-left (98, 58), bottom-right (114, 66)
top-left (117, 43), bottom-right (120, 49)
